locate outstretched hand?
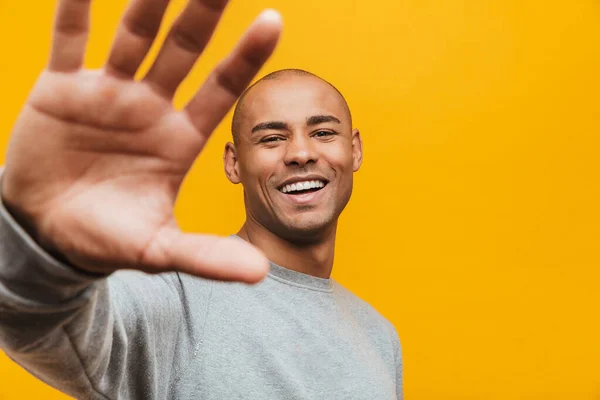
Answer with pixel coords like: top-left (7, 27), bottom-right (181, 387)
top-left (1, 0), bottom-right (282, 282)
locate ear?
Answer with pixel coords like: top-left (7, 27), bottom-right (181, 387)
top-left (224, 142), bottom-right (241, 184)
top-left (351, 129), bottom-right (363, 172)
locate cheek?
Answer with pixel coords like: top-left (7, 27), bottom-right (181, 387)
top-left (322, 144), bottom-right (355, 200)
top-left (240, 149), bottom-right (283, 189)
top-left (324, 142), bottom-right (355, 173)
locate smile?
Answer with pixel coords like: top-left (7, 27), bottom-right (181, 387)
top-left (279, 180), bottom-right (327, 194)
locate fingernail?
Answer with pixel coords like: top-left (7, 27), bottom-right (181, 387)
top-left (259, 9), bottom-right (282, 24)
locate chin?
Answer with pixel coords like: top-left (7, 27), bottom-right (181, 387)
top-left (276, 215), bottom-right (337, 244)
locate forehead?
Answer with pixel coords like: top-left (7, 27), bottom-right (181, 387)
top-left (241, 76), bottom-right (350, 127)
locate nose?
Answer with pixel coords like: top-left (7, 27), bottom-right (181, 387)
top-left (283, 134), bottom-right (318, 167)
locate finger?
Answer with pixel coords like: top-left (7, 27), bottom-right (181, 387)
top-left (143, 0), bottom-right (229, 97)
top-left (49, 0), bottom-right (92, 72)
top-left (105, 0), bottom-right (171, 79)
top-left (142, 229), bottom-right (270, 283)
top-left (184, 9), bottom-right (282, 137)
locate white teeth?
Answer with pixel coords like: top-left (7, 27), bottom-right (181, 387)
top-left (280, 180), bottom-right (326, 193)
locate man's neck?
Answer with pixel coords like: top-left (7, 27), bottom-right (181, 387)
top-left (236, 221), bottom-right (336, 279)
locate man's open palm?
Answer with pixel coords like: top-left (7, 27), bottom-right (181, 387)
top-left (2, 0), bottom-right (282, 281)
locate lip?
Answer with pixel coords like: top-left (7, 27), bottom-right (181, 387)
top-left (276, 174), bottom-right (329, 191)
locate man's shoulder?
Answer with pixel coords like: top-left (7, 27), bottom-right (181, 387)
top-left (332, 280), bottom-right (398, 334)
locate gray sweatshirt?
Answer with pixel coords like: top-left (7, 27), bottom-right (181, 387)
top-left (0, 195), bottom-right (403, 399)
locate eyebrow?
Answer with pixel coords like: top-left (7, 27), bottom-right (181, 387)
top-left (251, 121), bottom-right (290, 133)
top-left (251, 115), bottom-right (341, 134)
top-left (307, 115), bottom-right (341, 126)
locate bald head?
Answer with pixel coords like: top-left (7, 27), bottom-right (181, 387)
top-left (231, 69), bottom-right (352, 144)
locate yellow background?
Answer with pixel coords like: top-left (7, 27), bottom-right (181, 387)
top-left (1, 0), bottom-right (599, 399)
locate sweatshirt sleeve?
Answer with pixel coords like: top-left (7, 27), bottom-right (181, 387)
top-left (394, 330), bottom-right (403, 400)
top-left (387, 323), bottom-right (403, 400)
top-left (0, 185), bottom-right (197, 399)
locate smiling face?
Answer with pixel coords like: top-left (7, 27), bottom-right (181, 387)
top-left (224, 72), bottom-right (362, 242)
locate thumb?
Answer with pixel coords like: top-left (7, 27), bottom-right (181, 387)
top-left (143, 229), bottom-right (269, 283)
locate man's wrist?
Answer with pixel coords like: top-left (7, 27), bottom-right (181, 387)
top-left (0, 184), bottom-right (107, 278)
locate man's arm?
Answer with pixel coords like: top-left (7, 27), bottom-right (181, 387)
top-left (0, 190), bottom-right (202, 399)
top-left (387, 324), bottom-right (403, 400)
top-left (395, 335), bottom-right (403, 400)
top-left (0, 0), bottom-right (282, 397)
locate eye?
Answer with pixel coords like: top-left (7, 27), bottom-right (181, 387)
top-left (313, 130), bottom-right (335, 138)
top-left (260, 136), bottom-right (285, 143)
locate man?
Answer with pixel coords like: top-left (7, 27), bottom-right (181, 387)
top-left (0, 0), bottom-right (402, 398)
